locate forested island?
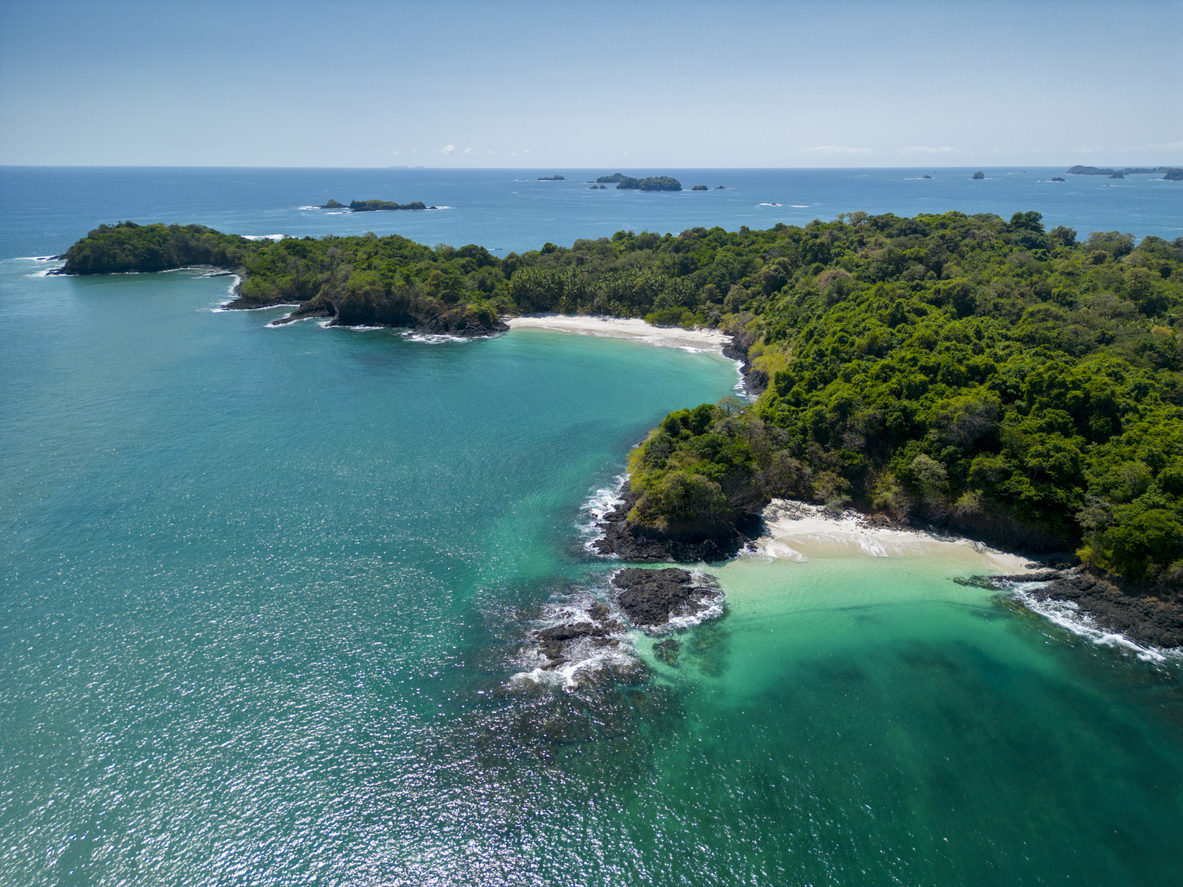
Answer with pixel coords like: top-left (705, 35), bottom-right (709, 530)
top-left (58, 212), bottom-right (1183, 621)
top-left (321, 199), bottom-right (431, 212)
top-left (596, 174), bottom-right (683, 191)
top-left (1068, 165), bottom-right (1183, 180)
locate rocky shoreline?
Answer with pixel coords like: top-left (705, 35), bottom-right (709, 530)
top-left (989, 568), bottom-right (1183, 650)
top-left (593, 485), bottom-right (1182, 656)
top-left (592, 484), bottom-right (761, 563)
top-left (517, 568), bottom-right (728, 691)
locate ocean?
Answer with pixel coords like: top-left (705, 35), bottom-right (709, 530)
top-left (1, 167), bottom-right (1181, 885)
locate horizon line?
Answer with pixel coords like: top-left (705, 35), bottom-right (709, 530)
top-left (5, 163), bottom-right (1180, 171)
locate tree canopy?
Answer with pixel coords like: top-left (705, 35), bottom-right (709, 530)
top-left (61, 211), bottom-right (1183, 589)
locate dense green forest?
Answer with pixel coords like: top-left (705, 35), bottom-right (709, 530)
top-left (596, 174), bottom-right (683, 191)
top-left (346, 199), bottom-right (429, 212)
top-left (1067, 165), bottom-right (1183, 179)
top-left (60, 212), bottom-right (1183, 590)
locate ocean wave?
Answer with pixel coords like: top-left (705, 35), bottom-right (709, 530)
top-left (26, 259), bottom-right (64, 278)
top-left (509, 592), bottom-right (637, 692)
top-left (1009, 584), bottom-right (1182, 665)
top-left (758, 202), bottom-right (782, 207)
top-left (578, 473), bottom-right (628, 554)
top-left (218, 303), bottom-right (297, 314)
top-left (401, 331), bottom-right (475, 344)
top-left (746, 539), bottom-right (808, 561)
top-left (660, 570), bottom-right (727, 633)
top-left (255, 308), bottom-right (315, 324)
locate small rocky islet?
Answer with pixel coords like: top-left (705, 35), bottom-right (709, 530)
top-left (521, 568), bottom-right (727, 690)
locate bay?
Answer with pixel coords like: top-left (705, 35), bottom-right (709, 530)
top-left (1, 167), bottom-right (1180, 885)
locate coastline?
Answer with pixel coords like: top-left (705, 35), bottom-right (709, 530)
top-left (718, 499), bottom-right (1182, 654)
top-left (505, 314), bottom-right (730, 353)
top-left (593, 491), bottom-right (1182, 656)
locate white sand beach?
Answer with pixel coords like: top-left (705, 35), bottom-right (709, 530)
top-left (752, 499), bottom-right (1034, 572)
top-left (506, 315), bottom-right (730, 353)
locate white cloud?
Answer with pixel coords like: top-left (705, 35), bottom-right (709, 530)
top-left (902, 145), bottom-right (955, 155)
top-left (796, 145), bottom-right (872, 156)
top-left (464, 148), bottom-right (472, 154)
top-left (1138, 140), bottom-right (1183, 153)
top-left (441, 144), bottom-right (456, 155)
top-left (523, 148), bottom-right (531, 154)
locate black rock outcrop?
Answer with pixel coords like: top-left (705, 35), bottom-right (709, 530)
top-left (610, 567), bottom-right (723, 632)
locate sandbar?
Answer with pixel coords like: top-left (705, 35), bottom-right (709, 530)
top-left (505, 315), bottom-right (729, 353)
top-left (753, 499), bottom-right (1034, 572)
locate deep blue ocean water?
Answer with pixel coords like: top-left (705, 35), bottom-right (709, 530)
top-left (1, 168), bottom-right (1181, 885)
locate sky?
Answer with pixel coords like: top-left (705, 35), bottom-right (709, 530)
top-left (1, 0), bottom-right (1180, 168)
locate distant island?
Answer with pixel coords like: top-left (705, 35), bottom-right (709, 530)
top-left (1067, 165), bottom-right (1183, 180)
top-left (596, 174), bottom-right (683, 192)
top-left (321, 199), bottom-right (433, 212)
top-left (537, 175), bottom-right (565, 181)
top-left (972, 171), bottom-right (985, 180)
top-left (692, 185), bottom-right (709, 191)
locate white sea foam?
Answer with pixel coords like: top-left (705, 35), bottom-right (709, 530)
top-left (217, 300), bottom-right (297, 315)
top-left (758, 202), bottom-right (782, 207)
top-left (401, 331), bottom-right (475, 344)
top-left (578, 473), bottom-right (628, 554)
top-left (508, 593), bottom-right (636, 692)
top-left (748, 538), bottom-right (808, 561)
top-left (752, 499), bottom-right (1032, 571)
top-left (511, 643), bottom-right (638, 692)
top-left (661, 572), bottom-right (727, 634)
top-left (28, 262), bottom-right (64, 278)
top-left (1010, 585), bottom-right (1182, 665)
top-left (243, 234), bottom-right (286, 241)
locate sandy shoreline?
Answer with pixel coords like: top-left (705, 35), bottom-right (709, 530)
top-left (752, 499), bottom-right (1036, 572)
top-left (505, 314), bottom-right (730, 353)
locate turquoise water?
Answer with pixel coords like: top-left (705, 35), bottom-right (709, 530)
top-left (2, 169), bottom-right (1181, 885)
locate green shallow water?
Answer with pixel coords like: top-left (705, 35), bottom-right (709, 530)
top-left (2, 262), bottom-right (1182, 886)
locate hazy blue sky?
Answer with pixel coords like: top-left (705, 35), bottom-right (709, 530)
top-left (2, 0), bottom-right (1180, 168)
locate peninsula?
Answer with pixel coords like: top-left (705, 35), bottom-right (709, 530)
top-left (57, 212), bottom-right (1183, 641)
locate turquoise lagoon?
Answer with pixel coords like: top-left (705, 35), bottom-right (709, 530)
top-left (1, 168), bottom-right (1181, 885)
